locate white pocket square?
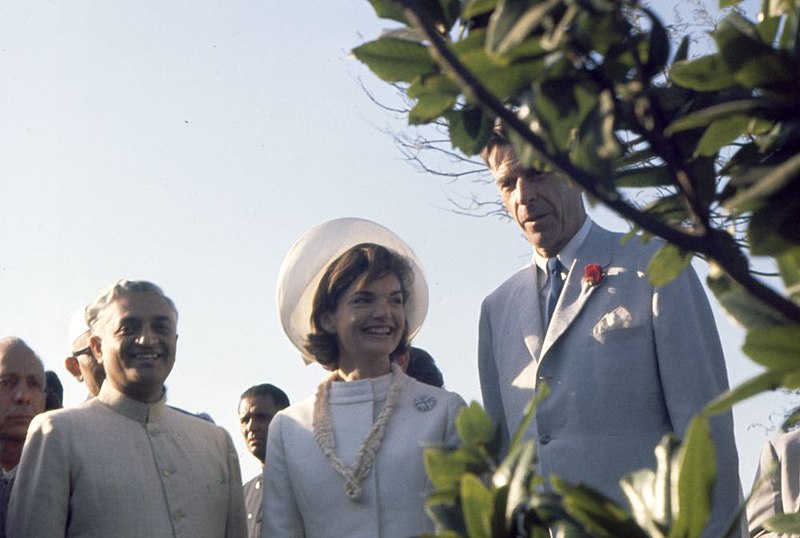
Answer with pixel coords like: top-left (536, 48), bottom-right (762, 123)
top-left (592, 306), bottom-right (632, 343)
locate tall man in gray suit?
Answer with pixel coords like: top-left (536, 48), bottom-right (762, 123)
top-left (478, 127), bottom-right (742, 535)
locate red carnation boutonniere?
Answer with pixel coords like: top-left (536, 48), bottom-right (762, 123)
top-left (584, 263), bottom-right (604, 287)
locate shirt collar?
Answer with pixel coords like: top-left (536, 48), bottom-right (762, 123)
top-left (0, 466), bottom-right (17, 480)
top-left (97, 381), bottom-right (166, 424)
top-left (533, 216), bottom-right (592, 272)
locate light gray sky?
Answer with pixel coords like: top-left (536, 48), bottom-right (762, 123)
top-left (0, 0), bottom-right (784, 488)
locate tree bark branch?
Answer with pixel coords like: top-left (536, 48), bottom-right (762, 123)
top-left (396, 0), bottom-right (800, 324)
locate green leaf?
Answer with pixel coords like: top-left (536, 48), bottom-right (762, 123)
top-left (704, 370), bottom-right (783, 415)
top-left (352, 38), bottom-right (436, 83)
top-left (647, 243), bottom-right (692, 287)
top-left (776, 248), bottom-right (800, 301)
top-left (427, 502), bottom-right (468, 536)
top-left (366, 0), bottom-right (408, 24)
top-left (510, 382), bottom-right (548, 451)
top-left (407, 72), bottom-right (460, 100)
top-left (486, 0), bottom-right (535, 54)
top-left (498, 441), bottom-right (537, 522)
top-left (410, 93), bottom-right (457, 124)
top-left (671, 417), bottom-right (714, 538)
top-left (614, 166), bottom-right (671, 188)
top-left (673, 36), bottom-right (690, 62)
top-left (725, 152), bottom-right (800, 214)
top-left (453, 30), bottom-right (546, 100)
top-left (714, 14), bottom-right (798, 89)
top-left (748, 199), bottom-right (800, 256)
top-left (487, 0), bottom-right (562, 55)
top-left (456, 401), bottom-right (497, 446)
top-left (665, 100), bottom-right (771, 134)
top-left (534, 78), bottom-right (599, 153)
top-left (742, 325), bottom-right (800, 371)
top-left (670, 55), bottom-right (736, 91)
top-left (461, 474), bottom-right (493, 538)
top-left (756, 14), bottom-right (781, 44)
top-left (643, 8), bottom-right (670, 79)
top-left (553, 477), bottom-right (645, 538)
top-left (707, 264), bottom-right (789, 329)
top-left (464, 0), bottom-right (499, 19)
top-left (446, 106), bottom-right (493, 155)
top-left (764, 512), bottom-right (800, 534)
top-left (694, 115), bottom-right (752, 156)
top-left (425, 448), bottom-right (468, 489)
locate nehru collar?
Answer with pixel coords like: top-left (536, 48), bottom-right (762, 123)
top-left (97, 382), bottom-right (166, 424)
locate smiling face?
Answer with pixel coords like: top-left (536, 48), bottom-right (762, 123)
top-left (0, 341), bottom-right (45, 446)
top-left (321, 273), bottom-right (405, 374)
top-left (489, 144), bottom-right (586, 258)
top-left (90, 290), bottom-right (178, 402)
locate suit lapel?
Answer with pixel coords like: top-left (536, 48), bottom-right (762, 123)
top-left (512, 265), bottom-right (546, 363)
top-left (540, 224), bottom-right (612, 359)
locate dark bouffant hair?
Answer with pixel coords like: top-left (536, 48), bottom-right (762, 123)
top-left (305, 243), bottom-right (413, 370)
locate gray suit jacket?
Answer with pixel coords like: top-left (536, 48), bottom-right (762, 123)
top-left (479, 222), bottom-right (742, 536)
top-left (748, 429), bottom-right (800, 537)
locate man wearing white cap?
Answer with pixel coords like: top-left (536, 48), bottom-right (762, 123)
top-left (64, 308), bottom-right (105, 397)
top-left (8, 280), bottom-right (246, 537)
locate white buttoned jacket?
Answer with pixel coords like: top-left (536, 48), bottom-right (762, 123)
top-left (261, 371), bottom-right (465, 538)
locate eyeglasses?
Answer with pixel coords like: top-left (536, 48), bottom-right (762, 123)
top-left (71, 346), bottom-right (92, 358)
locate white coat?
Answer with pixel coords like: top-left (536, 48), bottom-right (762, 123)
top-left (262, 371), bottom-right (465, 538)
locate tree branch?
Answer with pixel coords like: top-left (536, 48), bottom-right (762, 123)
top-left (396, 0), bottom-right (800, 324)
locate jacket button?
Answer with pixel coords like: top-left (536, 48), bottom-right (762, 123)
top-left (540, 435), bottom-right (552, 445)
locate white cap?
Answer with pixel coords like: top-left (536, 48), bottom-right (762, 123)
top-left (68, 307), bottom-right (90, 352)
top-left (277, 217), bottom-right (428, 365)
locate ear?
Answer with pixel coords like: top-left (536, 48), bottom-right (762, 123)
top-left (89, 334), bottom-right (103, 363)
top-left (319, 313), bottom-right (336, 334)
top-left (64, 356), bottom-right (83, 381)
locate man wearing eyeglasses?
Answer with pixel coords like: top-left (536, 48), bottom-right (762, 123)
top-left (64, 308), bottom-right (106, 398)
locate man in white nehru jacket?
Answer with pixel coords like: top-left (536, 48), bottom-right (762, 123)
top-left (8, 280), bottom-right (246, 537)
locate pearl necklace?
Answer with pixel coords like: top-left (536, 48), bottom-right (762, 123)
top-left (312, 362), bottom-right (405, 501)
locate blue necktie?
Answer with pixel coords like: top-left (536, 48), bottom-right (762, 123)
top-left (545, 257), bottom-right (564, 324)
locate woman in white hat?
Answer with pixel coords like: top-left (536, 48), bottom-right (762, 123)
top-left (263, 218), bottom-right (466, 538)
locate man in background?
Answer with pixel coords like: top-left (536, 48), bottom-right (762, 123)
top-left (238, 383), bottom-right (289, 538)
top-left (394, 346), bottom-right (444, 388)
top-left (64, 307), bottom-right (106, 397)
top-left (0, 337), bottom-right (46, 538)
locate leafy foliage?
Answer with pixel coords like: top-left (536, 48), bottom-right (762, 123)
top-left (424, 401), bottom-right (722, 537)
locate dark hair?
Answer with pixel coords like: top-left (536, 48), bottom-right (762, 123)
top-left (405, 347), bottom-right (444, 388)
top-left (480, 119), bottom-right (510, 166)
top-left (240, 383), bottom-right (290, 409)
top-left (305, 243), bottom-right (413, 370)
top-left (45, 370), bottom-right (64, 411)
